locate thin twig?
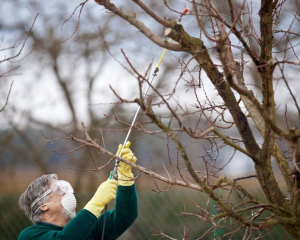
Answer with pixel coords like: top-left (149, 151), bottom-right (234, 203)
top-left (0, 81), bottom-right (14, 112)
top-left (0, 14), bottom-right (38, 64)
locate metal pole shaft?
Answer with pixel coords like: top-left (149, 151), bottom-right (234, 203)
top-left (112, 8), bottom-right (189, 179)
top-left (112, 69), bottom-right (159, 179)
top-left (102, 8), bottom-right (189, 240)
top-left (119, 36), bottom-right (171, 152)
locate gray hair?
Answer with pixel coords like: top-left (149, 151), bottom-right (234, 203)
top-left (18, 174), bottom-right (58, 224)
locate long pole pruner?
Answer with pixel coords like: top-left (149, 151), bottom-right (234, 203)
top-left (111, 7), bottom-right (189, 180)
top-left (101, 7), bottom-right (188, 240)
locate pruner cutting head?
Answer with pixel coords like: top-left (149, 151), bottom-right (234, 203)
top-left (177, 7), bottom-right (189, 23)
top-left (182, 7), bottom-right (189, 15)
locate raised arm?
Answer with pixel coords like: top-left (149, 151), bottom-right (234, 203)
top-left (89, 142), bottom-right (139, 240)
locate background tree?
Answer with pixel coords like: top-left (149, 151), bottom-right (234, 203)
top-left (0, 0), bottom-right (179, 193)
top-left (0, 0), bottom-right (142, 192)
top-left (0, 13), bottom-right (38, 112)
top-left (65, 0), bottom-right (300, 238)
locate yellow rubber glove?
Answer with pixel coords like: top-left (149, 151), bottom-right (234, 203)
top-left (84, 179), bottom-right (119, 217)
top-left (116, 141), bottom-right (137, 186)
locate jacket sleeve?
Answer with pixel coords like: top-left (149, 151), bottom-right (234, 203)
top-left (88, 184), bottom-right (138, 240)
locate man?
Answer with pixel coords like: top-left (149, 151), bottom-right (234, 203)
top-left (18, 142), bottom-right (138, 240)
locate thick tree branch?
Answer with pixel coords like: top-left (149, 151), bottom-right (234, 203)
top-left (94, 0), bottom-right (182, 51)
top-left (234, 63), bottom-right (294, 194)
top-left (132, 0), bottom-right (171, 28)
top-left (193, 28), bottom-right (261, 163)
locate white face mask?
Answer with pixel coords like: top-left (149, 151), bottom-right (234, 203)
top-left (61, 192), bottom-right (77, 214)
top-left (34, 193), bottom-right (77, 214)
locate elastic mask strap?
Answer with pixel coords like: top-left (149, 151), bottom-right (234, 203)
top-left (34, 201), bottom-right (60, 214)
top-left (30, 189), bottom-right (52, 210)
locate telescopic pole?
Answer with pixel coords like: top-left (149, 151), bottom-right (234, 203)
top-left (110, 37), bottom-right (172, 180)
top-left (101, 8), bottom-right (188, 240)
top-left (111, 8), bottom-right (189, 180)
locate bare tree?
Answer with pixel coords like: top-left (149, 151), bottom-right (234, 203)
top-left (63, 0), bottom-right (300, 238)
top-left (0, 1), bottom-right (138, 192)
top-left (0, 14), bottom-right (38, 113)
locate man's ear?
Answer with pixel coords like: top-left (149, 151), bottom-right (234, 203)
top-left (40, 204), bottom-right (49, 212)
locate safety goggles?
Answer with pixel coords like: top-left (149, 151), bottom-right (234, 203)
top-left (30, 180), bottom-right (74, 210)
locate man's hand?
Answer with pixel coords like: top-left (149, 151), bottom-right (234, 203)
top-left (84, 179), bottom-right (119, 217)
top-left (116, 141), bottom-right (137, 186)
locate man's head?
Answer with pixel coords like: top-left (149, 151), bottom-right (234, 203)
top-left (18, 174), bottom-right (76, 225)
